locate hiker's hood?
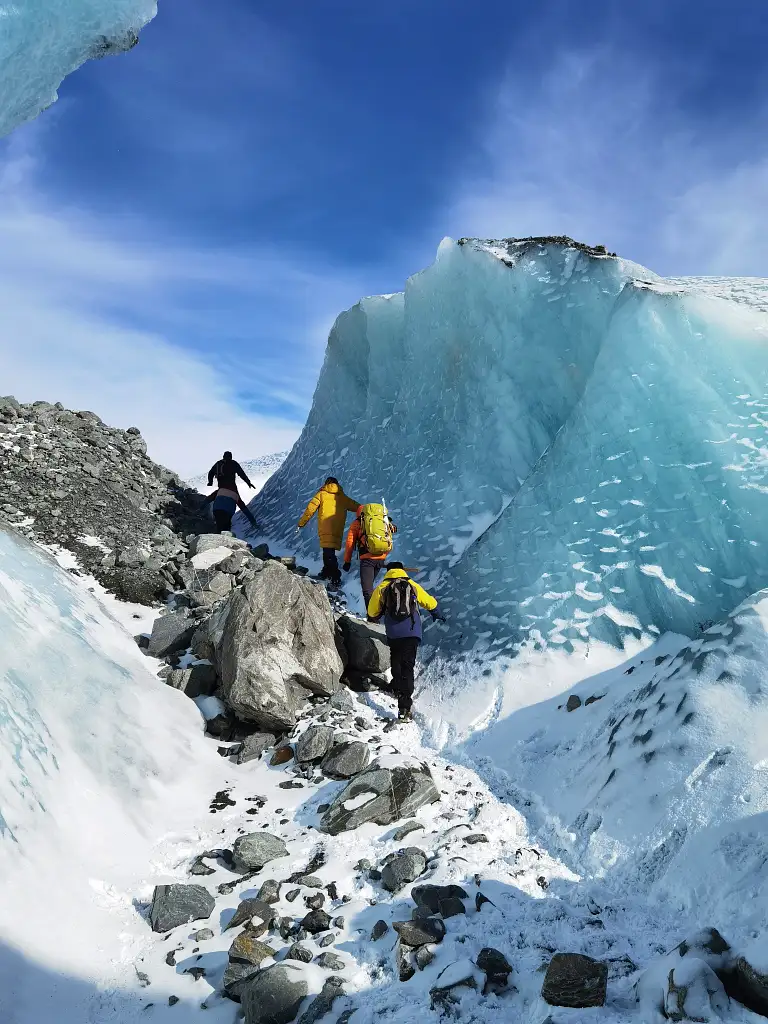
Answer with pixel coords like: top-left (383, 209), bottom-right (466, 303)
top-left (323, 481), bottom-right (340, 494)
top-left (383, 568), bottom-right (409, 581)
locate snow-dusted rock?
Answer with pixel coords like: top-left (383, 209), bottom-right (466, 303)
top-left (218, 561), bottom-right (342, 730)
top-left (225, 898), bottom-right (277, 934)
top-left (477, 948), bottom-right (513, 990)
top-left (232, 832), bottom-right (289, 872)
top-left (319, 761), bottom-right (439, 835)
top-left (237, 731), bottom-right (277, 764)
top-left (542, 952), bottom-right (608, 1008)
top-left (411, 884), bottom-right (468, 914)
top-left (381, 848), bottom-right (427, 892)
top-left (393, 917), bottom-right (446, 947)
top-left (149, 883), bottom-right (214, 932)
top-left (285, 943), bottom-right (313, 963)
top-left (321, 740), bottom-right (370, 779)
top-left (337, 615), bottom-right (390, 673)
top-left (300, 909), bottom-right (331, 935)
top-left (721, 951), bottom-right (768, 1017)
top-left (241, 961), bottom-right (310, 1024)
top-left (222, 961), bottom-right (261, 1002)
top-left (637, 929), bottom-right (732, 1022)
top-left (314, 952), bottom-right (345, 972)
top-left (229, 933), bottom-right (277, 966)
top-left (166, 662), bottom-right (217, 698)
top-left (296, 725), bottom-right (335, 763)
top-left (189, 533), bottom-right (248, 557)
top-left (298, 977), bottom-right (345, 1024)
top-left (430, 958), bottom-right (483, 1009)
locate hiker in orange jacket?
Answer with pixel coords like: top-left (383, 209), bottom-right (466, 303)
top-left (343, 506), bottom-right (398, 609)
top-left (298, 478), bottom-right (360, 584)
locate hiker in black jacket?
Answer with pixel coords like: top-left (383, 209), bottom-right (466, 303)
top-left (207, 451), bottom-right (253, 491)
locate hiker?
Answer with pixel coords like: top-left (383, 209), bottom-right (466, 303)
top-left (343, 503), bottom-right (397, 610)
top-left (367, 562), bottom-right (445, 721)
top-left (203, 488), bottom-right (256, 532)
top-left (207, 451), bottom-right (254, 491)
top-left (297, 477), bottom-right (360, 584)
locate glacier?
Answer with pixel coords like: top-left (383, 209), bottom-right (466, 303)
top-left (0, 525), bottom-right (226, 1016)
top-left (256, 237), bottom-right (768, 656)
top-left (0, 0), bottom-right (157, 138)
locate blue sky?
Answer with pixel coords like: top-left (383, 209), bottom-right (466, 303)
top-left (2, 0), bottom-right (768, 473)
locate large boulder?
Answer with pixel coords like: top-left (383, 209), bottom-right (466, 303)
top-left (189, 533), bottom-right (249, 557)
top-left (296, 725), bottom-right (335, 763)
top-left (381, 848), bottom-right (427, 892)
top-left (241, 961), bottom-right (310, 1024)
top-left (542, 953), bottom-right (608, 1008)
top-left (149, 884), bottom-right (214, 932)
top-left (319, 760), bottom-right (439, 835)
top-left (336, 615), bottom-right (390, 673)
top-left (218, 562), bottom-right (343, 730)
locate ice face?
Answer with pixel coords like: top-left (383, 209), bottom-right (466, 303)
top-left (0, 0), bottom-right (157, 138)
top-left (256, 237), bottom-right (768, 656)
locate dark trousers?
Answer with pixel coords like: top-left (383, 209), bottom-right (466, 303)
top-left (214, 509), bottom-right (233, 533)
top-left (321, 548), bottom-right (341, 582)
top-left (389, 637), bottom-right (420, 713)
top-left (360, 560), bottom-right (381, 611)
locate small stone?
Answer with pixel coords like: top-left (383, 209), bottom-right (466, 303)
top-left (279, 780), bottom-right (304, 790)
top-left (237, 732), bottom-right (277, 765)
top-left (189, 854), bottom-right (215, 876)
top-left (464, 833), bottom-right (488, 845)
top-left (321, 740), bottom-right (371, 780)
top-left (381, 848), bottom-right (427, 893)
top-left (284, 943), bottom-right (313, 963)
top-left (392, 821), bottom-right (425, 842)
top-left (371, 920), bottom-right (389, 941)
top-left (301, 909), bottom-right (331, 934)
top-left (332, 916), bottom-right (344, 929)
top-left (319, 933), bottom-right (336, 948)
top-left (415, 946), bottom-right (435, 970)
top-left (169, 995), bottom-right (179, 1006)
top-left (315, 952), bottom-right (346, 971)
top-left (285, 888), bottom-right (301, 903)
top-left (542, 952), bottom-right (608, 1008)
top-left (296, 725), bottom-right (336, 763)
top-left (326, 882), bottom-right (339, 900)
top-left (566, 694), bottom-right (582, 712)
top-left (305, 892), bottom-right (325, 910)
top-left (397, 941), bottom-right (415, 982)
top-left (165, 951), bottom-right (177, 967)
top-left (393, 918), bottom-right (446, 947)
top-left (225, 898), bottom-right (276, 933)
top-left (194, 928), bottom-right (214, 942)
top-left (430, 958), bottom-right (481, 1009)
top-left (229, 932), bottom-right (276, 966)
top-left (256, 879), bottom-right (282, 905)
top-left (232, 833), bottom-right (288, 872)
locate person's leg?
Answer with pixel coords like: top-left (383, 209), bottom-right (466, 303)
top-left (213, 509), bottom-right (229, 533)
top-left (322, 548), bottom-right (340, 583)
top-left (389, 638), bottom-right (404, 709)
top-left (360, 560), bottom-right (378, 610)
top-left (398, 638), bottom-right (420, 716)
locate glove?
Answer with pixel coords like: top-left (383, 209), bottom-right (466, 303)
top-left (343, 562), bottom-right (351, 573)
top-left (431, 610), bottom-right (446, 623)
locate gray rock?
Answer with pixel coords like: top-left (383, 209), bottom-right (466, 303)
top-left (222, 960), bottom-right (261, 1002)
top-left (285, 943), bottom-right (314, 963)
top-left (238, 732), bottom-right (278, 765)
top-left (189, 533), bottom-right (248, 557)
top-left (232, 833), bottom-right (289, 872)
top-left (149, 884), bottom-right (214, 932)
top-left (415, 946), bottom-right (435, 970)
top-left (229, 932), bottom-right (277, 965)
top-left (298, 977), bottom-right (345, 1024)
top-left (305, 892), bottom-right (325, 910)
top-left (241, 961), bottom-right (310, 1024)
top-left (256, 879), bottom-right (282, 905)
top-left (566, 694), bottom-right (582, 712)
top-left (381, 849), bottom-right (427, 893)
top-left (329, 689), bottom-right (356, 712)
top-left (296, 725), bottom-right (336, 763)
top-left (321, 741), bottom-right (370, 780)
top-left (166, 663), bottom-right (218, 698)
top-left (218, 562), bottom-right (343, 730)
top-left (315, 952), bottom-right (346, 972)
top-left (225, 898), bottom-right (276, 934)
top-left (721, 955), bottom-right (768, 1016)
top-left (147, 613), bottom-right (195, 659)
top-left (371, 920), bottom-right (389, 941)
top-left (336, 615), bottom-right (390, 673)
top-left (464, 833), bottom-right (488, 845)
top-left (194, 928), bottom-right (215, 942)
top-left (412, 884), bottom-right (468, 914)
top-left (393, 918), bottom-right (446, 947)
top-left (319, 933), bottom-right (336, 948)
top-left (301, 909), bottom-right (331, 934)
top-left (392, 821), bottom-right (425, 842)
top-left (542, 953), bottom-right (608, 1008)
top-left (397, 941), bottom-right (415, 982)
top-left (319, 762), bottom-right (440, 835)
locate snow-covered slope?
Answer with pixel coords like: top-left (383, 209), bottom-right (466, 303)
top-left (0, 0), bottom-right (157, 138)
top-left (256, 238), bottom-right (768, 656)
top-left (0, 525), bottom-right (226, 1020)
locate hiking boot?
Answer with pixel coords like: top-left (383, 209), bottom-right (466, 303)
top-left (398, 709), bottom-right (413, 722)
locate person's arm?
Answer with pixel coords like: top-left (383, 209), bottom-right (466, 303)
top-left (343, 521), bottom-right (358, 567)
top-left (412, 581), bottom-right (438, 613)
top-left (207, 461), bottom-right (218, 487)
top-left (344, 495), bottom-right (361, 514)
top-left (234, 461), bottom-right (254, 488)
top-left (298, 492), bottom-right (321, 528)
top-left (367, 581), bottom-right (386, 619)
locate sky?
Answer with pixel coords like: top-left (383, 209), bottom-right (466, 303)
top-left (2, 0), bottom-right (768, 475)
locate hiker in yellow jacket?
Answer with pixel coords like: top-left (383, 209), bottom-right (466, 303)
top-left (298, 477), bottom-right (360, 584)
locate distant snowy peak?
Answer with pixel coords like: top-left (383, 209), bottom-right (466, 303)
top-left (187, 451), bottom-right (288, 492)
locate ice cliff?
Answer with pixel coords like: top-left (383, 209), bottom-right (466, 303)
top-left (0, 0), bottom-right (157, 138)
top-left (256, 237), bottom-right (768, 655)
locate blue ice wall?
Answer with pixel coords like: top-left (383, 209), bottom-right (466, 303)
top-left (0, 0), bottom-right (157, 138)
top-left (255, 238), bottom-right (768, 654)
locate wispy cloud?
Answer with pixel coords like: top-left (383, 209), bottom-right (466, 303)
top-left (0, 128), bottom-right (365, 476)
top-left (445, 48), bottom-right (768, 276)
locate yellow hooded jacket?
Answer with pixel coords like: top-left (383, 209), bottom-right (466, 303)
top-left (367, 568), bottom-right (438, 620)
top-left (298, 481), bottom-right (360, 550)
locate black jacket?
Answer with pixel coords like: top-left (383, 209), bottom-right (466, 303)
top-left (207, 459), bottom-right (252, 490)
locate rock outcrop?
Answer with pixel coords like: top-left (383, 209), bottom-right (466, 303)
top-left (319, 760), bottom-right (439, 835)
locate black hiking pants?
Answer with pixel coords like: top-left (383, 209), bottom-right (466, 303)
top-left (322, 548), bottom-right (341, 583)
top-left (389, 637), bottom-right (420, 714)
top-left (360, 560), bottom-right (381, 611)
top-left (214, 509), bottom-right (233, 533)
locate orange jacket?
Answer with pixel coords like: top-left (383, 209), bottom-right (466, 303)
top-left (344, 514), bottom-right (398, 564)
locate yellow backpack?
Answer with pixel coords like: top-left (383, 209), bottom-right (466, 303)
top-left (360, 503), bottom-right (393, 556)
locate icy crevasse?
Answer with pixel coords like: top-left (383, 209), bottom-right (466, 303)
top-left (0, 526), bottom-right (224, 1002)
top-left (0, 0), bottom-right (157, 138)
top-left (256, 237), bottom-right (768, 653)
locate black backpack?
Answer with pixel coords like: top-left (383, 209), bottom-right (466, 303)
top-left (383, 578), bottom-right (417, 625)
